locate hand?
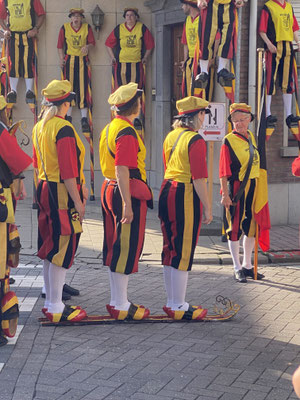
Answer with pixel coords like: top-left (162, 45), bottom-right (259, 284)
top-left (19, 180), bottom-right (27, 200)
top-left (203, 208), bottom-right (213, 225)
top-left (81, 45), bottom-right (89, 56)
top-left (82, 185), bottom-right (88, 206)
top-left (74, 200), bottom-right (85, 223)
top-left (27, 27), bottom-right (38, 38)
top-left (121, 203), bottom-right (133, 224)
top-left (235, 0), bottom-right (244, 8)
top-left (179, 60), bottom-right (186, 72)
top-left (4, 30), bottom-right (11, 39)
top-left (142, 57), bottom-right (148, 64)
top-left (267, 42), bottom-right (277, 54)
top-left (221, 194), bottom-right (232, 209)
top-left (197, 0), bottom-right (208, 9)
top-left (60, 59), bottom-right (66, 69)
top-left (111, 57), bottom-right (117, 65)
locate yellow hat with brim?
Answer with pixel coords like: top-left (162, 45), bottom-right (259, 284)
top-left (123, 7), bottom-right (139, 18)
top-left (228, 102), bottom-right (254, 122)
top-left (0, 95), bottom-right (7, 111)
top-left (69, 8), bottom-right (85, 18)
top-left (108, 82), bottom-right (143, 112)
top-left (42, 80), bottom-right (76, 106)
top-left (174, 96), bottom-right (210, 119)
top-left (180, 0), bottom-right (199, 8)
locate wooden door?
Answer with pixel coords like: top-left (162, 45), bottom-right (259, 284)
top-left (172, 24), bottom-right (184, 117)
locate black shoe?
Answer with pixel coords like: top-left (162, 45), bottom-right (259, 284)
top-left (242, 267), bottom-right (265, 280)
top-left (63, 283), bottom-right (80, 296)
top-left (41, 291), bottom-right (71, 301)
top-left (65, 115), bottom-right (72, 123)
top-left (81, 117), bottom-right (90, 133)
top-left (286, 114), bottom-right (300, 128)
top-left (0, 335), bottom-right (8, 347)
top-left (234, 269), bottom-right (247, 283)
top-left (9, 277), bottom-right (15, 285)
top-left (195, 72), bottom-right (209, 89)
top-left (7, 90), bottom-right (17, 104)
top-left (266, 115), bottom-right (277, 127)
top-left (25, 90), bottom-right (36, 104)
top-left (217, 68), bottom-right (235, 86)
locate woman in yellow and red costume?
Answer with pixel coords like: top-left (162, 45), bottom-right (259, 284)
top-left (0, 95), bottom-right (31, 346)
top-left (57, 8), bottom-right (95, 133)
top-left (32, 80), bottom-right (88, 323)
top-left (99, 82), bottom-right (153, 321)
top-left (105, 7), bottom-right (154, 133)
top-left (159, 96), bottom-right (212, 321)
top-left (219, 103), bottom-right (267, 283)
top-left (259, 0), bottom-right (300, 129)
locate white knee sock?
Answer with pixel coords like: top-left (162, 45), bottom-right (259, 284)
top-left (112, 272), bottom-right (130, 311)
top-left (218, 57), bottom-right (228, 73)
top-left (163, 265), bottom-right (173, 308)
top-left (283, 93), bottom-right (292, 117)
top-left (200, 59), bottom-right (209, 74)
top-left (266, 95), bottom-right (272, 117)
top-left (242, 236), bottom-right (255, 269)
top-left (25, 78), bottom-right (33, 92)
top-left (43, 259), bottom-right (50, 309)
top-left (67, 107), bottom-right (72, 117)
top-left (9, 77), bottom-right (18, 92)
top-left (108, 268), bottom-right (116, 306)
top-left (228, 240), bottom-right (241, 271)
top-left (171, 268), bottom-right (189, 311)
top-left (48, 262), bottom-right (67, 314)
top-left (80, 108), bottom-right (88, 118)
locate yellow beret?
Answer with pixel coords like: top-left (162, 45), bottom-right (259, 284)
top-left (230, 103), bottom-right (252, 115)
top-left (69, 8), bottom-right (85, 18)
top-left (180, 0), bottom-right (199, 8)
top-left (42, 80), bottom-right (75, 104)
top-left (175, 96), bottom-right (210, 117)
top-left (123, 7), bottom-right (139, 18)
top-left (108, 82), bottom-right (142, 111)
top-left (228, 103), bottom-right (254, 122)
top-left (0, 95), bottom-right (7, 111)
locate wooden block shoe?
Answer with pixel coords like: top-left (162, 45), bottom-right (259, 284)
top-left (110, 303), bottom-right (150, 321)
top-left (166, 305), bottom-right (207, 321)
top-left (42, 305), bottom-right (81, 316)
top-left (45, 305), bottom-right (86, 323)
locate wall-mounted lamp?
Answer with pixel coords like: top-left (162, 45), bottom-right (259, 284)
top-left (91, 5), bottom-right (105, 39)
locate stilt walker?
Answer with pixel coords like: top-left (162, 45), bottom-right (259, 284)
top-left (57, 8), bottom-right (96, 200)
top-left (259, 0), bottom-right (300, 140)
top-left (105, 7), bottom-right (154, 140)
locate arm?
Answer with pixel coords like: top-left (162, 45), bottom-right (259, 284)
top-left (193, 178), bottom-right (212, 224)
top-left (142, 48), bottom-right (152, 64)
top-left (57, 48), bottom-right (65, 69)
top-left (0, 18), bottom-right (10, 38)
top-left (294, 30), bottom-right (300, 52)
top-left (81, 43), bottom-right (94, 56)
top-left (27, 14), bottom-right (45, 38)
top-left (220, 176), bottom-right (232, 209)
top-left (106, 46), bottom-right (116, 65)
top-left (259, 32), bottom-right (277, 53)
top-left (115, 165), bottom-right (133, 224)
top-left (293, 366), bottom-right (300, 398)
top-left (64, 178), bottom-right (85, 222)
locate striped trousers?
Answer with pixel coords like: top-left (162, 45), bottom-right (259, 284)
top-left (63, 55), bottom-right (89, 109)
top-left (9, 32), bottom-right (35, 78)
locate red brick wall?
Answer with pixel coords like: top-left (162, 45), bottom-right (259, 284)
top-left (240, 0), bottom-right (298, 184)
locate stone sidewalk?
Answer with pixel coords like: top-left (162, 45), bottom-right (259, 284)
top-left (0, 199), bottom-right (299, 400)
